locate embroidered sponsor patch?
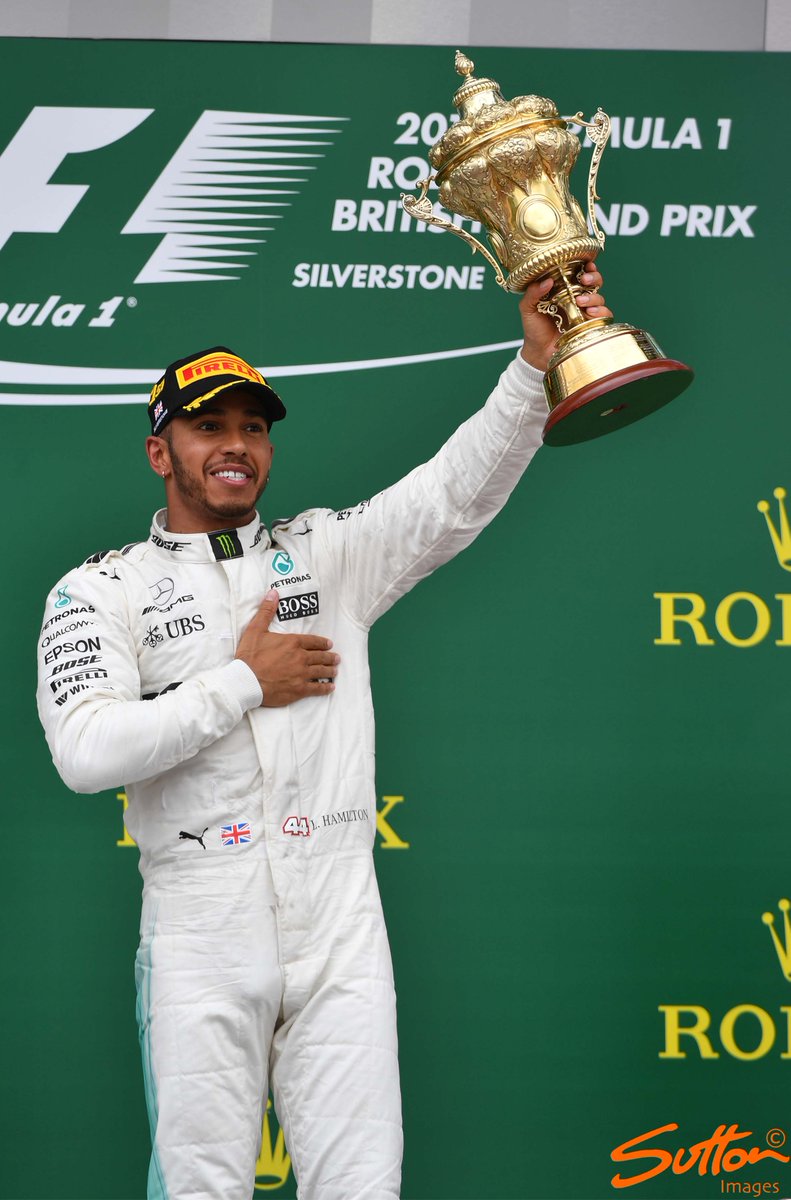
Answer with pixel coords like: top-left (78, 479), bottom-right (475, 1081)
top-left (221, 821), bottom-right (251, 846)
top-left (210, 529), bottom-right (243, 560)
top-left (277, 591), bottom-right (319, 621)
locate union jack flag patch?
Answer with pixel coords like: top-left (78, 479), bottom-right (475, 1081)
top-left (221, 821), bottom-right (251, 846)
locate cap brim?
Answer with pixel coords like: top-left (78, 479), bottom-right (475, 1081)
top-left (235, 380), bottom-right (287, 423)
top-left (177, 378), bottom-right (286, 423)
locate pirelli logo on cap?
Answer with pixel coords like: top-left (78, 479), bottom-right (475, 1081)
top-left (176, 352), bottom-right (266, 390)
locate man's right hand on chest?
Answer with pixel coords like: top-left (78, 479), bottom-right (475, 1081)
top-left (235, 589), bottom-right (339, 707)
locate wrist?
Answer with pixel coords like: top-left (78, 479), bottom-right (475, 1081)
top-left (520, 344), bottom-right (551, 372)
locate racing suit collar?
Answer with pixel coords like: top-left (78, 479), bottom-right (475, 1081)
top-left (150, 509), bottom-right (271, 562)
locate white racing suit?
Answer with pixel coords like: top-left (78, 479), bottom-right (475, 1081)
top-left (36, 355), bottom-right (546, 1200)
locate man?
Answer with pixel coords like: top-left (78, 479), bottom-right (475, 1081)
top-left (37, 268), bottom-right (610, 1200)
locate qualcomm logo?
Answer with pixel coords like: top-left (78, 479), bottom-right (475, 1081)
top-left (0, 106), bottom-right (346, 284)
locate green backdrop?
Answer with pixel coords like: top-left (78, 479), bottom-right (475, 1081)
top-left (1, 38), bottom-right (789, 1200)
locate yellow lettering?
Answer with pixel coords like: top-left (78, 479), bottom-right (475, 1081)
top-left (658, 1004), bottom-right (719, 1058)
top-left (720, 1004), bottom-right (776, 1060)
top-left (715, 592), bottom-right (771, 648)
top-left (116, 791), bottom-right (137, 847)
top-left (780, 1006), bottom-right (791, 1059)
top-left (775, 594), bottom-right (791, 646)
top-left (377, 795), bottom-right (410, 849)
top-left (654, 593), bottom-right (714, 646)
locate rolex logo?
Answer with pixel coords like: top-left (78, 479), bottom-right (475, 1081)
top-left (757, 487), bottom-right (791, 571)
top-left (762, 898), bottom-right (791, 981)
top-left (653, 485), bottom-right (791, 647)
top-left (657, 898), bottom-right (791, 1062)
top-left (254, 1098), bottom-right (292, 1191)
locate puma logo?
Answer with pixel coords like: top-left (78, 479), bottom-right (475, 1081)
top-left (178, 827), bottom-right (208, 850)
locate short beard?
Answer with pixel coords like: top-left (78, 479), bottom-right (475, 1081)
top-left (167, 441), bottom-right (267, 524)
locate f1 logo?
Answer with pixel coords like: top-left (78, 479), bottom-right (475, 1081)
top-left (0, 107), bottom-right (153, 253)
top-left (0, 106), bottom-right (344, 284)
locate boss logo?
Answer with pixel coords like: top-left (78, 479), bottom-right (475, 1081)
top-left (277, 592), bottom-right (319, 622)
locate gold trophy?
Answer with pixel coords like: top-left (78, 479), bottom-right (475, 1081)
top-left (401, 52), bottom-right (693, 446)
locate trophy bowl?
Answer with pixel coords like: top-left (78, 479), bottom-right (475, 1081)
top-left (401, 52), bottom-right (693, 446)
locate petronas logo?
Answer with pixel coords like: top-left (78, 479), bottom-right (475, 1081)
top-left (254, 1098), bottom-right (291, 1191)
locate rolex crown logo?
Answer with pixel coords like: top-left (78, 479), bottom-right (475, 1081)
top-left (762, 898), bottom-right (791, 981)
top-left (254, 1097), bottom-right (291, 1190)
top-left (757, 487), bottom-right (791, 571)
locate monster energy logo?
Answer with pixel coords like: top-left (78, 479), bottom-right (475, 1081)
top-left (209, 529), bottom-right (243, 560)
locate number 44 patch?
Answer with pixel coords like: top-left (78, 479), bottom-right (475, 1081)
top-left (283, 815), bottom-right (310, 837)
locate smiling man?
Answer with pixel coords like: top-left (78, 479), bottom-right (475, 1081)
top-left (147, 350), bottom-right (282, 533)
top-left (36, 271), bottom-right (610, 1200)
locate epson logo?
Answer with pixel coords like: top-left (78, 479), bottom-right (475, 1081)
top-left (44, 637), bottom-right (101, 665)
top-left (277, 592), bottom-right (319, 622)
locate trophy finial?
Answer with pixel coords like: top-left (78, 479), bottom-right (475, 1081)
top-left (455, 50), bottom-right (475, 79)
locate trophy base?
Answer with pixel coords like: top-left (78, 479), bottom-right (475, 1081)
top-left (542, 322), bottom-right (693, 446)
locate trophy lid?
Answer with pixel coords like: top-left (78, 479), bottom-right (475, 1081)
top-left (452, 51), bottom-right (505, 118)
top-left (430, 52), bottom-right (562, 175)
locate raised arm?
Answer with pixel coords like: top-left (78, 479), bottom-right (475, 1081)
top-left (319, 267), bottom-right (610, 627)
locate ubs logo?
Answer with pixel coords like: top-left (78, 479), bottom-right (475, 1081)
top-left (165, 614), bottom-right (205, 640)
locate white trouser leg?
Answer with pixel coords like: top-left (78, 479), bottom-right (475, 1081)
top-left (269, 860), bottom-right (403, 1200)
top-left (136, 861), bottom-right (282, 1200)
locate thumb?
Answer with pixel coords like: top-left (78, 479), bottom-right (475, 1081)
top-left (519, 274), bottom-right (554, 316)
top-left (255, 587), bottom-right (281, 629)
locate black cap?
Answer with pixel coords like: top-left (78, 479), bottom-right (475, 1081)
top-left (148, 346), bottom-right (286, 435)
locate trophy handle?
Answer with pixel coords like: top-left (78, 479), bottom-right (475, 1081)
top-left (401, 179), bottom-right (509, 290)
top-left (567, 108), bottom-right (611, 251)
